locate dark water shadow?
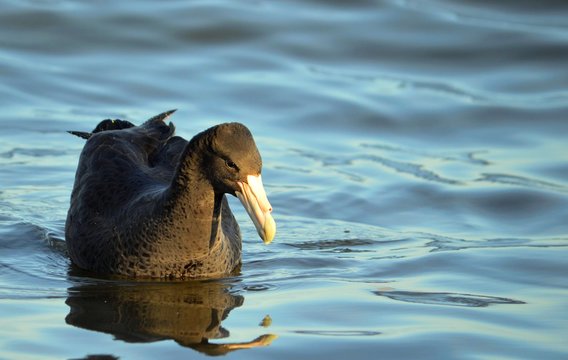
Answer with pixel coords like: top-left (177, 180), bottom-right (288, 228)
top-left (65, 274), bottom-right (276, 356)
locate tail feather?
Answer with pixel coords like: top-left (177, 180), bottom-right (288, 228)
top-left (68, 130), bottom-right (92, 140)
top-left (67, 118), bottom-right (136, 140)
top-left (67, 110), bottom-right (177, 141)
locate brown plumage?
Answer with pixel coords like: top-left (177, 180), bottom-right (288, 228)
top-left (65, 110), bottom-right (275, 279)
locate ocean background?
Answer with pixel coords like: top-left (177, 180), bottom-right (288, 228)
top-left (1, 0), bottom-right (568, 359)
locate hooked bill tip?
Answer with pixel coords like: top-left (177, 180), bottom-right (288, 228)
top-left (262, 213), bottom-right (276, 245)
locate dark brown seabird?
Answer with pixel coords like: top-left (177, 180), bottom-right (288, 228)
top-left (65, 110), bottom-right (276, 279)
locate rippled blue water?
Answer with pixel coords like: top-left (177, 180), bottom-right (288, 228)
top-left (1, 0), bottom-right (568, 359)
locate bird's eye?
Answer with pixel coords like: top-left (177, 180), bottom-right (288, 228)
top-left (225, 159), bottom-right (238, 170)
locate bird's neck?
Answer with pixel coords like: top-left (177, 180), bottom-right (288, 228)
top-left (155, 135), bottom-right (224, 258)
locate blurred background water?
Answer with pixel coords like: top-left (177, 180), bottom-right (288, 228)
top-left (1, 0), bottom-right (568, 359)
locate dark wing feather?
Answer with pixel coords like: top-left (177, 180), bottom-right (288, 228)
top-left (68, 119), bottom-right (136, 140)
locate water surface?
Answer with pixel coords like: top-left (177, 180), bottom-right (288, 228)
top-left (1, 0), bottom-right (568, 359)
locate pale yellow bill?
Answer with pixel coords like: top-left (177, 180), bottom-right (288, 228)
top-left (236, 175), bottom-right (276, 244)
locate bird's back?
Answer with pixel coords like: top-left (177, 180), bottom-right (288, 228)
top-left (66, 116), bottom-right (187, 272)
top-left (70, 117), bottom-right (180, 212)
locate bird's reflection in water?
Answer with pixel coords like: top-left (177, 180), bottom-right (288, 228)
top-left (65, 277), bottom-right (277, 356)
